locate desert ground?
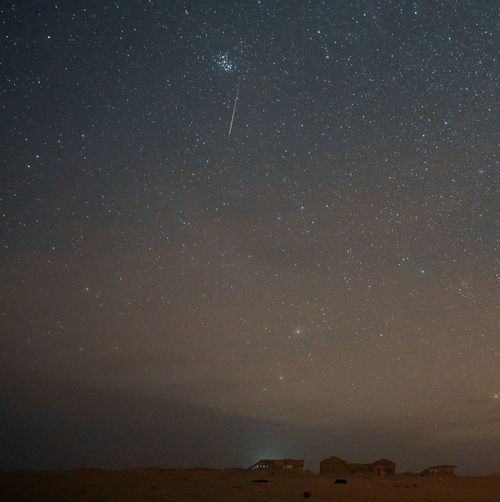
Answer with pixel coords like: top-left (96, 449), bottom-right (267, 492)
top-left (1, 468), bottom-right (499, 502)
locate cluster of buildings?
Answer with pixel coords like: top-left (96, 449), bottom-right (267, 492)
top-left (319, 456), bottom-right (396, 476)
top-left (248, 456), bottom-right (457, 476)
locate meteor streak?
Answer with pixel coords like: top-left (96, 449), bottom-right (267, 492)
top-left (228, 72), bottom-right (244, 136)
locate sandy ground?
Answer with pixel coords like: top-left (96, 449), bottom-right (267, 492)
top-left (1, 468), bottom-right (499, 501)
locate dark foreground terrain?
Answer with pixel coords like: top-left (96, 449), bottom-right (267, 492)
top-left (1, 468), bottom-right (499, 501)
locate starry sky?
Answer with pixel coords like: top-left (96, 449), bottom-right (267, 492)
top-left (1, 0), bottom-right (499, 474)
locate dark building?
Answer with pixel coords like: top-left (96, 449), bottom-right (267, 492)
top-left (248, 458), bottom-right (304, 471)
top-left (371, 458), bottom-right (396, 476)
top-left (319, 456), bottom-right (348, 475)
top-left (421, 465), bottom-right (457, 476)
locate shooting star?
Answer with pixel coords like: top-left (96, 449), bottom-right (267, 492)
top-left (228, 72), bottom-right (245, 136)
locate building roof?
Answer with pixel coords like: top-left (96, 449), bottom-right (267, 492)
top-left (320, 456), bottom-right (346, 464)
top-left (372, 458), bottom-right (396, 465)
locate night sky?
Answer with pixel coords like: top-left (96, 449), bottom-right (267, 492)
top-left (2, 1), bottom-right (499, 474)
